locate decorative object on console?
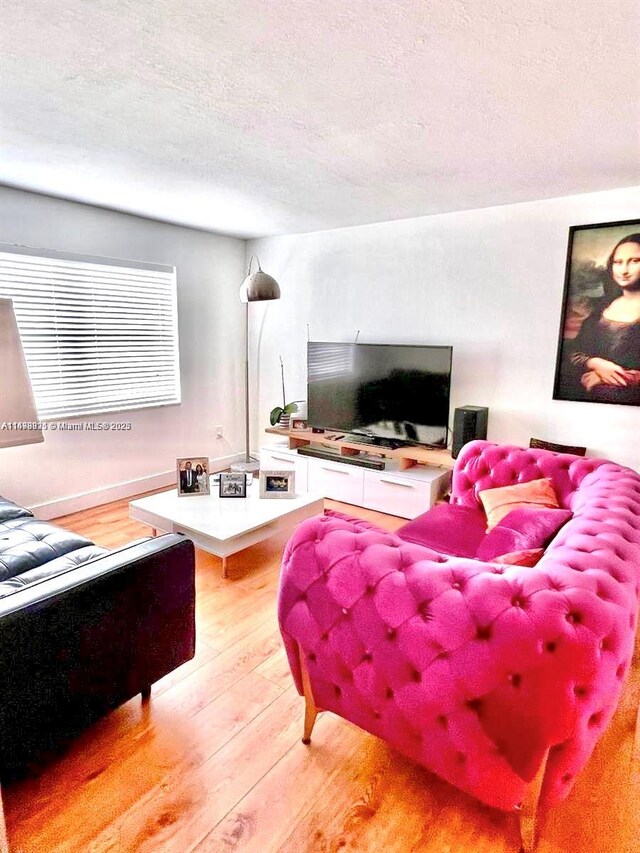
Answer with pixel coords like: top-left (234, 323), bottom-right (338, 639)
top-left (478, 477), bottom-right (560, 530)
top-left (0, 298), bottom-right (44, 449)
top-left (451, 405), bottom-right (488, 459)
top-left (176, 457), bottom-right (210, 496)
top-left (270, 355), bottom-right (304, 428)
top-left (553, 218), bottom-right (640, 407)
top-left (260, 469), bottom-right (295, 498)
top-left (218, 472), bottom-right (247, 498)
top-left (231, 255), bottom-right (281, 474)
top-left (529, 438), bottom-right (587, 456)
top-left (278, 440), bottom-right (640, 852)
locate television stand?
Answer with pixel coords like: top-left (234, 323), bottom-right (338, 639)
top-left (261, 434), bottom-right (452, 519)
top-left (264, 427), bottom-right (454, 471)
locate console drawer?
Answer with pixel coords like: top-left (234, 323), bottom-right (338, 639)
top-left (363, 469), bottom-right (450, 519)
top-left (260, 447), bottom-right (308, 492)
top-left (307, 458), bottom-right (364, 504)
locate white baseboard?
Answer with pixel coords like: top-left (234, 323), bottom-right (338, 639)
top-left (29, 452), bottom-right (245, 520)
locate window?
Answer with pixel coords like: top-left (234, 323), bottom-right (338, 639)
top-left (0, 245), bottom-right (181, 419)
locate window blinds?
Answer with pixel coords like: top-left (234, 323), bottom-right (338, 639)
top-left (0, 245), bottom-right (181, 419)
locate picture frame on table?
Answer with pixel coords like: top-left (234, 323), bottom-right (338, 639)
top-left (291, 418), bottom-right (308, 430)
top-left (219, 472), bottom-right (248, 498)
top-left (553, 218), bottom-right (640, 407)
top-left (176, 456), bottom-right (210, 496)
top-left (259, 469), bottom-right (296, 499)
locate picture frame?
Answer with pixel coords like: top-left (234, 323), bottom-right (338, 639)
top-left (176, 457), bottom-right (210, 496)
top-left (219, 472), bottom-right (247, 498)
top-left (291, 418), bottom-right (308, 430)
top-left (259, 469), bottom-right (296, 499)
top-left (553, 219), bottom-right (640, 407)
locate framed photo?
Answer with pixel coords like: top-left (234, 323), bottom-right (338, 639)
top-left (219, 472), bottom-right (247, 498)
top-left (291, 418), bottom-right (308, 430)
top-left (177, 457), bottom-right (210, 496)
top-left (260, 469), bottom-right (296, 499)
top-left (553, 219), bottom-right (640, 407)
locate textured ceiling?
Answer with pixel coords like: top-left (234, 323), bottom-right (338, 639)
top-left (1, 0), bottom-right (639, 238)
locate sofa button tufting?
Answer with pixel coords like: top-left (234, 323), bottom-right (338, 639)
top-left (387, 628), bottom-right (397, 640)
top-left (546, 641), bottom-right (557, 653)
top-left (342, 607), bottom-right (349, 616)
top-left (362, 651), bottom-right (373, 663)
top-left (411, 669), bottom-right (422, 683)
top-left (386, 687), bottom-right (394, 699)
top-left (308, 652), bottom-right (316, 662)
top-left (511, 596), bottom-right (526, 608)
top-left (334, 685), bottom-right (342, 698)
top-left (452, 582), bottom-right (461, 590)
top-left (419, 602), bottom-right (432, 621)
top-left (508, 673), bottom-right (522, 687)
top-left (436, 714), bottom-right (448, 728)
top-left (573, 685), bottom-right (588, 698)
top-left (476, 625), bottom-right (492, 640)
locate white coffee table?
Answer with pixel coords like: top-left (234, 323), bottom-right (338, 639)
top-left (129, 480), bottom-right (324, 578)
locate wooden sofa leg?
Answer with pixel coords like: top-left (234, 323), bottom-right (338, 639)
top-left (141, 684), bottom-right (151, 701)
top-left (299, 651), bottom-right (318, 745)
top-left (1, 784), bottom-right (8, 853)
top-left (518, 749), bottom-right (549, 853)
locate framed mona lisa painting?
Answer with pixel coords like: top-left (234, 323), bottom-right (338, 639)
top-left (553, 218), bottom-right (640, 406)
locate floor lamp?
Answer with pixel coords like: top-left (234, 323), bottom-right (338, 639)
top-left (230, 257), bottom-right (280, 474)
top-left (0, 298), bottom-right (43, 449)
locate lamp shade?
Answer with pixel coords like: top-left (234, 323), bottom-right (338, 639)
top-left (0, 298), bottom-right (44, 448)
top-left (239, 258), bottom-right (281, 303)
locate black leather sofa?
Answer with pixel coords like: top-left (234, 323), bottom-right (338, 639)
top-left (0, 495), bottom-right (195, 780)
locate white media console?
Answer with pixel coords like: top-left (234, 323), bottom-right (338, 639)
top-left (260, 441), bottom-right (451, 519)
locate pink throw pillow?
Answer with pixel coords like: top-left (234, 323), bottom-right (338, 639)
top-left (476, 507), bottom-right (572, 561)
top-left (478, 478), bottom-right (560, 531)
top-left (493, 549), bottom-right (545, 567)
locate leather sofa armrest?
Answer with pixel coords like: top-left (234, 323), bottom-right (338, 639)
top-left (0, 534), bottom-right (188, 617)
top-left (0, 534), bottom-right (196, 778)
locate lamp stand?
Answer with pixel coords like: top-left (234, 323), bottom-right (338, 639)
top-left (230, 302), bottom-right (260, 474)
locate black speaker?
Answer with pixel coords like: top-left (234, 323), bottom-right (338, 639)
top-left (452, 406), bottom-right (488, 459)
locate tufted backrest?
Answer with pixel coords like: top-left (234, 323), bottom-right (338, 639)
top-left (450, 440), bottom-right (606, 510)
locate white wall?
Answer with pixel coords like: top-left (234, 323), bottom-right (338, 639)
top-left (249, 186), bottom-right (640, 472)
top-left (0, 186), bottom-right (247, 515)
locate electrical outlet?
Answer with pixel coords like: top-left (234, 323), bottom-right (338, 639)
top-left (215, 424), bottom-right (223, 439)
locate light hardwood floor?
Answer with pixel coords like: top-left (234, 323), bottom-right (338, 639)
top-left (3, 495), bottom-right (639, 853)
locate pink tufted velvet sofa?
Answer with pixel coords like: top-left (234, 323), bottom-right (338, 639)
top-left (278, 441), bottom-right (640, 849)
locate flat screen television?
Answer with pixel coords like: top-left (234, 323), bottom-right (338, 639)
top-left (307, 342), bottom-right (452, 447)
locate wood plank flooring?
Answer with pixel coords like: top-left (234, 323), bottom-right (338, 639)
top-left (3, 495), bottom-right (638, 852)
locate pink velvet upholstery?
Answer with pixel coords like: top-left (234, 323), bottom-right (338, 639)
top-left (278, 441), bottom-right (640, 813)
top-left (396, 502), bottom-right (487, 558)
